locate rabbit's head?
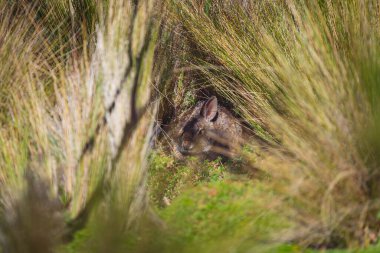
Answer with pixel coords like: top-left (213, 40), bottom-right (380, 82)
top-left (177, 96), bottom-right (219, 156)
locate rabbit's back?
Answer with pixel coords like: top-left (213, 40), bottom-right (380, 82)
top-left (213, 106), bottom-right (243, 143)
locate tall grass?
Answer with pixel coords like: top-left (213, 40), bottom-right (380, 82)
top-left (169, 0), bottom-right (380, 247)
top-left (0, 0), bottom-right (159, 252)
top-left (0, 0), bottom-right (106, 124)
top-left (1, 0), bottom-right (380, 251)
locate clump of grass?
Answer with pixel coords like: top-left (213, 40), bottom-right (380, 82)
top-left (0, 0), bottom-right (108, 124)
top-left (0, 0), bottom-right (160, 251)
top-left (9, 0), bottom-right (105, 55)
top-left (169, 0), bottom-right (380, 248)
top-left (0, 2), bottom-right (50, 123)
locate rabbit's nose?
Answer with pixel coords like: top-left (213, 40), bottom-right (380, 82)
top-left (182, 140), bottom-right (193, 151)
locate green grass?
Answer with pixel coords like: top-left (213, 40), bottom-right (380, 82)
top-left (64, 147), bottom-right (380, 252)
top-left (160, 180), bottom-right (290, 253)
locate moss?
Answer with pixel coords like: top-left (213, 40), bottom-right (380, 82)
top-left (148, 151), bottom-right (229, 207)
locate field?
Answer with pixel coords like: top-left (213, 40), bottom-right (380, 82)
top-left (0, 0), bottom-right (379, 252)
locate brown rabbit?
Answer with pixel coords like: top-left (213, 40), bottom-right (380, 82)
top-left (173, 96), bottom-right (243, 160)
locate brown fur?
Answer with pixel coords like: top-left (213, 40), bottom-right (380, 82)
top-left (171, 96), bottom-right (243, 160)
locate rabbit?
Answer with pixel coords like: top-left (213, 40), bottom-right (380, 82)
top-left (173, 96), bottom-right (243, 160)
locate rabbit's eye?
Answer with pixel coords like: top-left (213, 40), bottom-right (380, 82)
top-left (199, 129), bottom-right (204, 135)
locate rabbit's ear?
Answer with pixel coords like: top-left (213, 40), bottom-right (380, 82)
top-left (201, 96), bottom-right (218, 121)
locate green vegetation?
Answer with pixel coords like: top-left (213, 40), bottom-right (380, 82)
top-left (0, 0), bottom-right (380, 252)
top-left (160, 181), bottom-right (290, 253)
top-left (169, 0), bottom-right (380, 248)
top-left (148, 152), bottom-right (229, 207)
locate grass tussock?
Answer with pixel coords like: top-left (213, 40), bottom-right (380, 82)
top-left (168, 0), bottom-right (380, 248)
top-left (0, 0), bottom-right (160, 252)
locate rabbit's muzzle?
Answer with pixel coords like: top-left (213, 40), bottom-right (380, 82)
top-left (179, 130), bottom-right (213, 156)
top-left (180, 133), bottom-right (194, 153)
top-left (181, 140), bottom-right (193, 151)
